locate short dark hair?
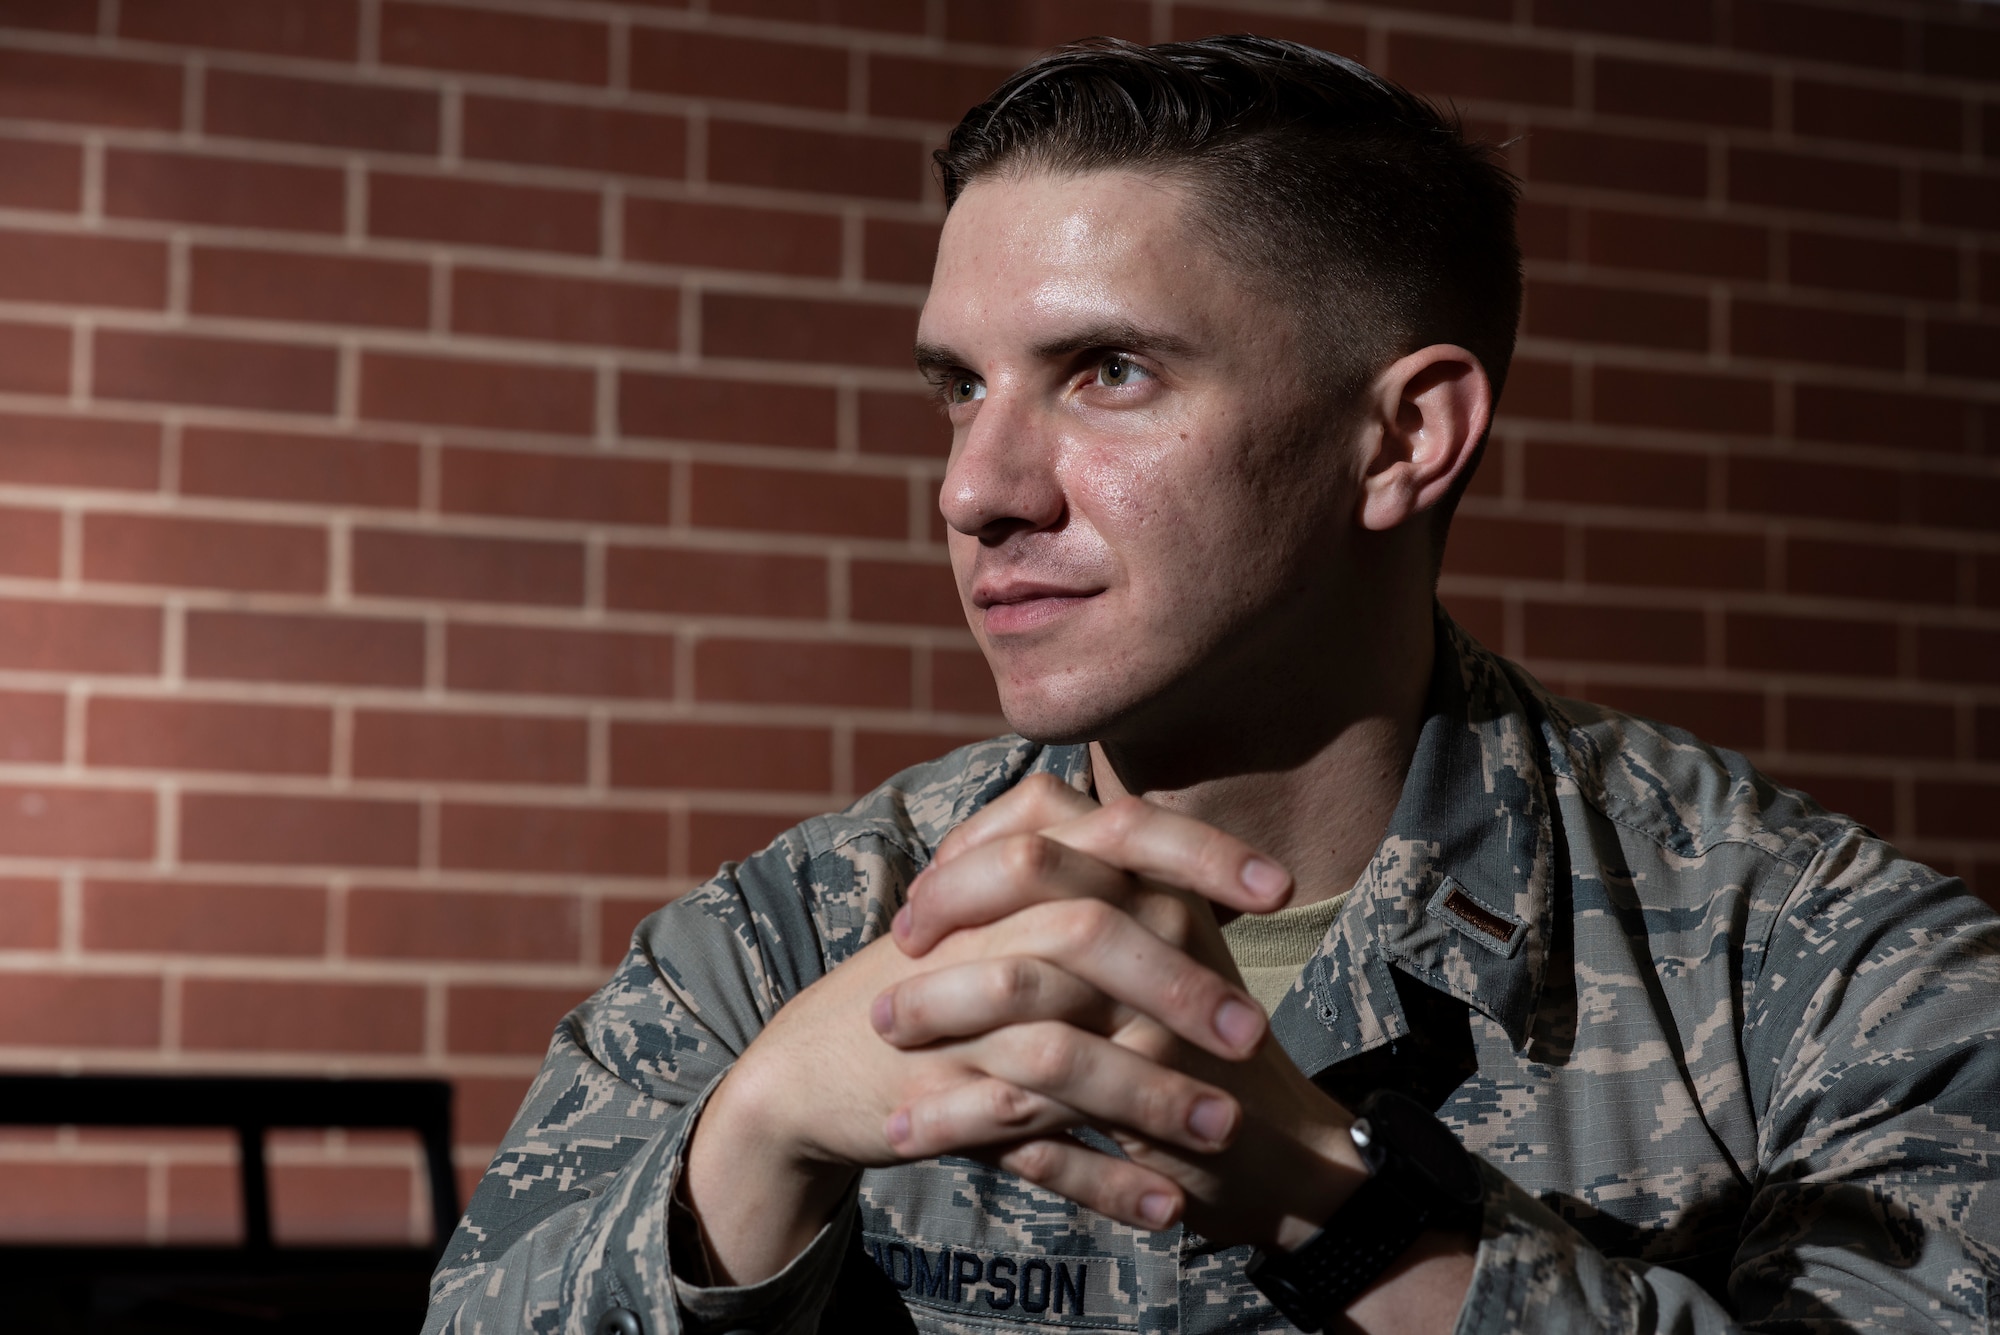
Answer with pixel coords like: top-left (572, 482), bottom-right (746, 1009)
top-left (934, 35), bottom-right (1521, 525)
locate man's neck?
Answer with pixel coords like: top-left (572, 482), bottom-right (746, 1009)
top-left (1086, 603), bottom-right (1435, 909)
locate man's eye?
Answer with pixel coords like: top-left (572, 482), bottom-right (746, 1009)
top-left (1096, 355), bottom-right (1145, 387)
top-left (948, 377), bottom-right (985, 404)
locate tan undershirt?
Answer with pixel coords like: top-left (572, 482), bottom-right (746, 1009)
top-left (1220, 891), bottom-right (1349, 1015)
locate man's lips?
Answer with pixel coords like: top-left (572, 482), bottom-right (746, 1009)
top-left (971, 580), bottom-right (1104, 634)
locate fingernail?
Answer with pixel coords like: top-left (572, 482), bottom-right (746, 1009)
top-left (870, 992), bottom-right (895, 1035)
top-left (1138, 1192), bottom-right (1176, 1228)
top-left (885, 1110), bottom-right (910, 1146)
top-left (1188, 1097), bottom-right (1234, 1145)
top-left (1240, 857), bottom-right (1288, 902)
top-left (1214, 998), bottom-right (1263, 1051)
top-left (892, 905), bottom-right (912, 940)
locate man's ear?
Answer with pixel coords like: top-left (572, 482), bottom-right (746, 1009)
top-left (1356, 345), bottom-right (1492, 534)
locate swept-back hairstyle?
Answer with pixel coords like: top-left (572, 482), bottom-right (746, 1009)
top-left (934, 35), bottom-right (1521, 462)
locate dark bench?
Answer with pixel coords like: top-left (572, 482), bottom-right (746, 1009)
top-left (0, 1072), bottom-right (459, 1334)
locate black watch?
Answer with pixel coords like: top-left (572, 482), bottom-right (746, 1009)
top-left (1244, 1090), bottom-right (1484, 1332)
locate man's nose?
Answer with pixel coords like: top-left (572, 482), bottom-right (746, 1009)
top-left (937, 391), bottom-right (1065, 541)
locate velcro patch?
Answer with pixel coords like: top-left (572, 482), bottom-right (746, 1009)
top-left (1426, 876), bottom-right (1527, 957)
top-left (862, 1231), bottom-right (1131, 1328)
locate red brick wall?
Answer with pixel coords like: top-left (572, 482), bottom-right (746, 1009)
top-left (0, 0), bottom-right (1993, 1244)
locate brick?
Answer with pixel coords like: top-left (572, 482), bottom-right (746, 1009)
top-left (1522, 601), bottom-right (1706, 666)
top-left (1522, 440), bottom-right (1707, 511)
top-left (439, 446), bottom-right (669, 526)
top-left (454, 1073), bottom-right (541, 1143)
top-left (1920, 170), bottom-right (2000, 231)
top-left (1387, 33), bottom-right (1572, 108)
top-left (180, 426), bottom-right (419, 510)
top-left (1922, 20), bottom-right (2000, 81)
top-left (0, 1162), bottom-right (150, 1241)
top-left (1583, 210), bottom-right (1767, 281)
top-left (1594, 57), bottom-right (1768, 129)
top-left (933, 645), bottom-right (1000, 714)
top-left (1441, 516), bottom-right (1567, 581)
top-left (0, 974), bottom-right (160, 1050)
top-left (863, 218), bottom-right (944, 286)
top-left (0, 505), bottom-right (59, 577)
top-left (1733, 300), bottom-right (1904, 371)
top-left (0, 413), bottom-right (156, 491)
top-left (1169, 6), bottom-right (1364, 51)
top-left (854, 729), bottom-right (990, 790)
top-left (360, 351), bottom-right (595, 435)
top-left (612, 721), bottom-right (833, 792)
top-left (0, 50), bottom-right (181, 130)
top-left (180, 979), bottom-right (423, 1053)
top-left (1917, 625), bottom-right (2000, 684)
top-left (1915, 471), bottom-right (2000, 534)
top-left (1726, 611), bottom-right (1898, 677)
top-left (461, 96), bottom-right (685, 180)
top-left (632, 29), bottom-right (845, 110)
top-left (1794, 384), bottom-right (1970, 454)
top-left (84, 514), bottom-right (327, 595)
top-left (0, 692), bottom-right (63, 764)
top-left (1528, 127), bottom-right (1707, 199)
top-left (621, 372), bottom-right (836, 450)
top-left (708, 120), bottom-right (925, 201)
top-left (1727, 455), bottom-right (1899, 524)
top-left (204, 70), bottom-right (439, 154)
top-left (1981, 554), bottom-right (2000, 608)
top-left (1525, 279), bottom-right (1708, 352)
top-left (690, 462), bottom-right (908, 539)
top-left (605, 546), bottom-right (827, 618)
top-left (1583, 526), bottom-right (1765, 591)
top-left (1536, 0), bottom-right (1711, 41)
top-left (852, 558), bottom-right (964, 627)
top-left (87, 697), bottom-right (332, 775)
top-left (0, 230), bottom-right (166, 309)
top-left (1517, 201), bottom-right (1571, 263)
top-left (380, 2), bottom-right (608, 84)
top-left (350, 887), bottom-right (581, 962)
top-left (441, 802), bottom-right (669, 875)
top-left (191, 247), bottom-right (428, 329)
top-left (1981, 706), bottom-right (2000, 762)
top-left (119, 0), bottom-right (358, 59)
top-left (695, 637), bottom-right (910, 707)
top-left (0, 598), bottom-right (160, 675)
top-left (624, 197), bottom-right (839, 277)
top-left (83, 879), bottom-right (326, 955)
top-left (1788, 537), bottom-right (1958, 605)
top-left (267, 1164), bottom-right (418, 1245)
top-left (0, 877), bottom-right (60, 949)
top-left (597, 895), bottom-right (665, 965)
top-left (105, 149), bottom-right (344, 233)
top-left (688, 809), bottom-right (803, 874)
top-left (1794, 79), bottom-right (1960, 153)
top-left (0, 136), bottom-right (81, 211)
top-left (1577, 684), bottom-right (1765, 752)
top-left (180, 793), bottom-right (419, 867)
top-left (868, 53), bottom-right (1017, 122)
top-left (703, 291), bottom-right (918, 369)
top-left (94, 330), bottom-right (337, 414)
top-left (1729, 149), bottom-right (1900, 221)
top-left (860, 390), bottom-right (949, 457)
top-left (1784, 694), bottom-right (1954, 759)
top-left (942, 0), bottom-right (1149, 46)
top-left (1733, 0), bottom-right (1906, 70)
top-left (0, 784), bottom-right (153, 859)
top-left (1593, 366), bottom-right (1773, 436)
top-left (185, 610), bottom-right (423, 687)
top-left (0, 0), bottom-right (96, 32)
top-left (1914, 779), bottom-right (2000, 841)
top-left (1783, 770), bottom-right (1897, 833)
top-left (352, 709), bottom-right (586, 784)
top-left (451, 268), bottom-right (677, 352)
top-left (1788, 231), bottom-right (1956, 303)
top-left (446, 983), bottom-right (589, 1055)
top-left (446, 622), bottom-right (673, 699)
top-left (352, 529), bottom-right (583, 607)
top-left (0, 320), bottom-right (70, 396)
top-left (1926, 320), bottom-right (2000, 383)
top-left (711, 0), bottom-right (918, 26)
top-left (369, 172), bottom-right (600, 255)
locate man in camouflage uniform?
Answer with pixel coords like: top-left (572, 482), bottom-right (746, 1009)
top-left (427, 36), bottom-right (2000, 1335)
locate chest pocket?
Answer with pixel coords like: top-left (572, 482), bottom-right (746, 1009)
top-left (858, 1159), bottom-right (1142, 1330)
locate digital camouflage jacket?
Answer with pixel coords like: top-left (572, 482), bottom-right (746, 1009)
top-left (426, 619), bottom-right (2000, 1334)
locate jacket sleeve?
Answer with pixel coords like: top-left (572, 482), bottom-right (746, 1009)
top-left (1453, 832), bottom-right (2000, 1335)
top-left (424, 830), bottom-right (880, 1335)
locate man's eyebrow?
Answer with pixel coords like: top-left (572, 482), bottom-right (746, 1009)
top-left (912, 341), bottom-right (964, 376)
top-left (1032, 321), bottom-right (1198, 361)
